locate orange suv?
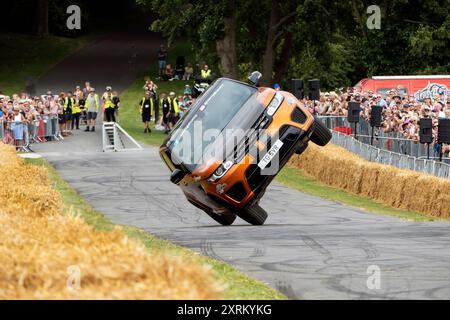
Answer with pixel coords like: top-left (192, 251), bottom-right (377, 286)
top-left (160, 72), bottom-right (331, 225)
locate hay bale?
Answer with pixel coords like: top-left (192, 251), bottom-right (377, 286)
top-left (0, 143), bottom-right (220, 299)
top-left (289, 143), bottom-right (450, 218)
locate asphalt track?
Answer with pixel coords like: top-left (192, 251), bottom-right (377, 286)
top-left (33, 32), bottom-right (163, 94)
top-left (33, 33), bottom-right (450, 299)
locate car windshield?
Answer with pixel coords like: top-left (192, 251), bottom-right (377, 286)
top-left (168, 79), bottom-right (260, 170)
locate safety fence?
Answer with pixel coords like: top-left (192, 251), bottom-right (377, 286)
top-left (0, 116), bottom-right (63, 152)
top-left (316, 116), bottom-right (442, 159)
top-left (330, 130), bottom-right (450, 179)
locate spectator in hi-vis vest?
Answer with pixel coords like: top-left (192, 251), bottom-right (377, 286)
top-left (200, 64), bottom-right (212, 81)
top-left (64, 91), bottom-right (76, 135)
top-left (168, 92), bottom-right (180, 129)
top-left (71, 97), bottom-right (82, 130)
top-left (104, 92), bottom-right (116, 122)
top-left (84, 88), bottom-right (99, 132)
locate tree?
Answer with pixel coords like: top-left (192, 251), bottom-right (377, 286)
top-left (261, 0), bottom-right (297, 85)
top-left (141, 0), bottom-right (449, 89)
top-left (33, 0), bottom-right (49, 36)
top-left (142, 0), bottom-right (239, 78)
top-left (215, 9), bottom-right (238, 78)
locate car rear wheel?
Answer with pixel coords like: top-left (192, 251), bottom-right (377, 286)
top-left (310, 120), bottom-right (332, 146)
top-left (237, 204), bottom-right (268, 225)
top-left (187, 199), bottom-right (236, 225)
top-left (205, 211), bottom-right (236, 225)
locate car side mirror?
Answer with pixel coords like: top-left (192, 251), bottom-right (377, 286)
top-left (248, 71), bottom-right (262, 86)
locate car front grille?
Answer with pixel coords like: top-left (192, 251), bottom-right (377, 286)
top-left (245, 125), bottom-right (304, 192)
top-left (226, 182), bottom-right (247, 202)
top-left (245, 164), bottom-right (264, 191)
top-left (233, 112), bottom-right (270, 163)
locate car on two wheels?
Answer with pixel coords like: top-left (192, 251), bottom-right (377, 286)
top-left (160, 72), bottom-right (331, 225)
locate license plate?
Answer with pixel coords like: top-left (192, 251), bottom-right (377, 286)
top-left (258, 139), bottom-right (284, 169)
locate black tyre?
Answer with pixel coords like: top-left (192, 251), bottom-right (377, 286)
top-left (187, 199), bottom-right (236, 225)
top-left (205, 210), bottom-right (236, 226)
top-left (310, 120), bottom-right (332, 146)
top-left (237, 204), bottom-right (268, 225)
top-left (295, 142), bottom-right (308, 155)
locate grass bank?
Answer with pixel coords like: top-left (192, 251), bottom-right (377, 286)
top-left (25, 156), bottom-right (286, 300)
top-left (0, 32), bottom-right (97, 95)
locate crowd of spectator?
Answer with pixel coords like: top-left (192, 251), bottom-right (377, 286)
top-left (3, 41), bottom-right (447, 159)
top-left (1, 43), bottom-right (213, 150)
top-left (309, 88), bottom-right (450, 150)
top-left (0, 82), bottom-right (120, 148)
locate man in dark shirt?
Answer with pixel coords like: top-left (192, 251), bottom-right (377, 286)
top-left (157, 44), bottom-right (167, 79)
top-left (112, 91), bottom-right (120, 122)
top-left (160, 93), bottom-right (171, 134)
top-left (140, 91), bottom-right (154, 133)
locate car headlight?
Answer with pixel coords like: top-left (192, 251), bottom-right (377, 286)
top-left (266, 92), bottom-right (284, 116)
top-left (208, 160), bottom-right (233, 182)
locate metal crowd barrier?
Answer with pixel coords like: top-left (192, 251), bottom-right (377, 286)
top-left (0, 115), bottom-right (63, 152)
top-left (316, 116), bottom-right (440, 158)
top-left (330, 131), bottom-right (450, 179)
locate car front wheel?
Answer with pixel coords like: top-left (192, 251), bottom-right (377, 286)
top-left (237, 204), bottom-right (268, 225)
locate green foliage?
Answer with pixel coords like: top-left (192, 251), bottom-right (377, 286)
top-left (143, 0), bottom-right (229, 65)
top-left (140, 0), bottom-right (449, 89)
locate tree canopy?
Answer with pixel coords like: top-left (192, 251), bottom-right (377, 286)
top-left (140, 0), bottom-right (449, 89)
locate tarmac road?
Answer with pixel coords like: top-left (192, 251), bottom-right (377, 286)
top-left (33, 32), bottom-right (163, 95)
top-left (33, 129), bottom-right (450, 300)
top-left (32, 32), bottom-right (450, 299)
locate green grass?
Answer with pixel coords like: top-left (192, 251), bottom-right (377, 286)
top-left (276, 166), bottom-right (437, 222)
top-left (118, 42), bottom-right (195, 147)
top-left (0, 32), bottom-right (98, 95)
top-left (25, 157), bottom-right (286, 300)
